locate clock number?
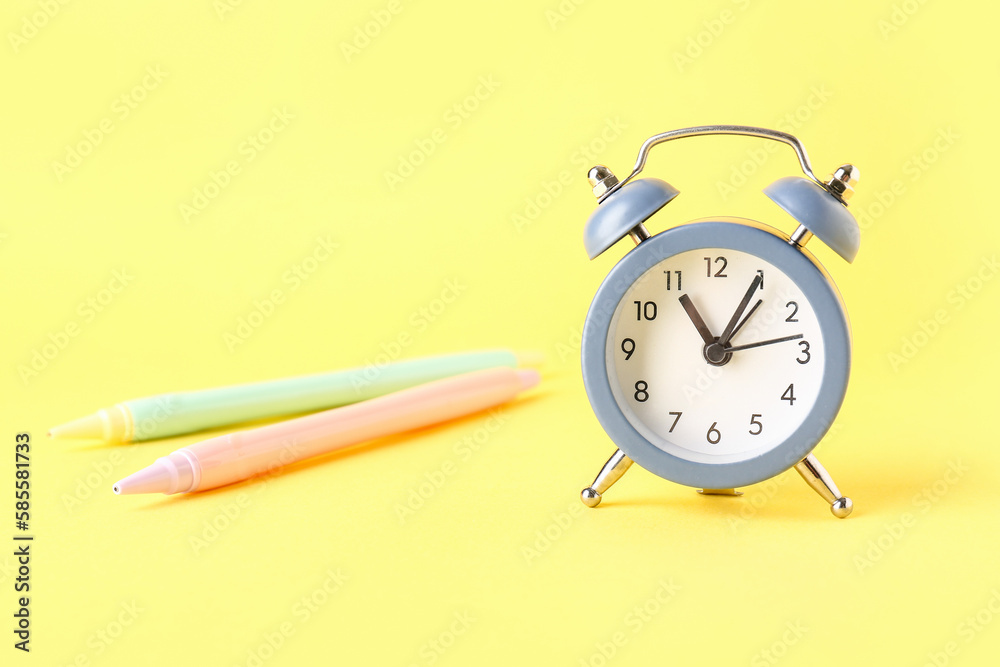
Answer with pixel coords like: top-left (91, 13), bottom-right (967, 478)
top-left (704, 256), bottom-right (728, 277)
top-left (634, 380), bottom-right (649, 402)
top-left (706, 422), bottom-right (721, 444)
top-left (749, 414), bottom-right (763, 435)
top-left (634, 301), bottom-right (657, 321)
top-left (663, 270), bottom-right (682, 290)
top-left (621, 338), bottom-right (635, 360)
top-left (785, 301), bottom-right (799, 323)
top-left (668, 411), bottom-right (682, 433)
top-left (781, 383), bottom-right (796, 405)
top-left (796, 340), bottom-right (811, 364)
top-left (756, 269), bottom-right (764, 289)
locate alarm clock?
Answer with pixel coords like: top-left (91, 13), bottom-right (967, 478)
top-left (578, 125), bottom-right (860, 518)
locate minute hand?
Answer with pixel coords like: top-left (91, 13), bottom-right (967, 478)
top-left (718, 274), bottom-right (763, 346)
top-left (724, 334), bottom-right (803, 352)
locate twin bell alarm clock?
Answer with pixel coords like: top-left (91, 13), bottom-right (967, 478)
top-left (578, 125), bottom-right (860, 518)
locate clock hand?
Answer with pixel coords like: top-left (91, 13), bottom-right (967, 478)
top-left (724, 333), bottom-right (803, 352)
top-left (678, 294), bottom-right (715, 345)
top-left (729, 299), bottom-right (762, 342)
top-left (718, 274), bottom-right (763, 346)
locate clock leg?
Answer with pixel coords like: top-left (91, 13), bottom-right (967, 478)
top-left (581, 449), bottom-right (633, 508)
top-left (794, 454), bottom-right (853, 518)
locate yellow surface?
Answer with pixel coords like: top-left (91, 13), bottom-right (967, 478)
top-left (2, 1), bottom-right (998, 664)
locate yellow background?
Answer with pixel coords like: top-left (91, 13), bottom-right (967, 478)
top-left (2, 0), bottom-right (997, 664)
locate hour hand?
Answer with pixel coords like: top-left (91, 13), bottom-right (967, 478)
top-left (678, 294), bottom-right (715, 345)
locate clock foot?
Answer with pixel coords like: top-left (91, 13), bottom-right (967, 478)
top-left (794, 454), bottom-right (853, 518)
top-left (698, 488), bottom-right (742, 496)
top-left (581, 449), bottom-right (633, 508)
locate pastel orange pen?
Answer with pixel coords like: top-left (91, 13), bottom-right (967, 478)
top-left (113, 367), bottom-right (540, 496)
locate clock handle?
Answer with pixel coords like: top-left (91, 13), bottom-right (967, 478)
top-left (794, 454), bottom-right (854, 518)
top-left (598, 125), bottom-right (825, 203)
top-left (581, 449), bottom-right (633, 508)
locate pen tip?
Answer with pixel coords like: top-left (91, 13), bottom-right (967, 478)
top-left (516, 369), bottom-right (541, 391)
top-left (112, 462), bottom-right (173, 496)
top-left (49, 413), bottom-right (104, 440)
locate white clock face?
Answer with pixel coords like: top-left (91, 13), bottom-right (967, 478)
top-left (607, 248), bottom-right (825, 465)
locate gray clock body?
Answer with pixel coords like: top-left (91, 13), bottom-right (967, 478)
top-left (581, 218), bottom-right (851, 490)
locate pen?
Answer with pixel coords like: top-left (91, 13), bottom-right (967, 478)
top-left (49, 349), bottom-right (541, 443)
top-left (112, 366), bottom-right (540, 495)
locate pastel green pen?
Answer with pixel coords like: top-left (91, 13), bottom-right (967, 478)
top-left (48, 349), bottom-right (542, 443)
